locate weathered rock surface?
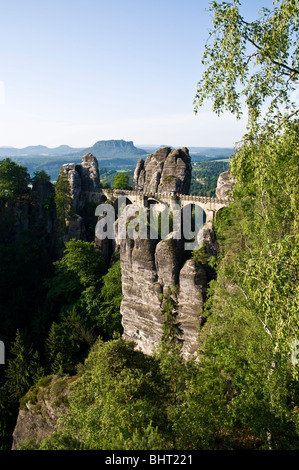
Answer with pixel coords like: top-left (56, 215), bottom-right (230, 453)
top-left (0, 179), bottom-right (58, 252)
top-left (12, 375), bottom-right (77, 450)
top-left (133, 147), bottom-right (192, 195)
top-left (62, 153), bottom-right (101, 214)
top-left (118, 206), bottom-right (207, 357)
top-left (119, 167), bottom-right (233, 357)
top-left (76, 153), bottom-right (100, 192)
top-left (62, 153), bottom-right (102, 242)
top-left (177, 259), bottom-right (207, 356)
top-left (216, 170), bottom-right (234, 201)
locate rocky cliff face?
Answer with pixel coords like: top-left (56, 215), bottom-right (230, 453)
top-left (116, 201), bottom-right (208, 358)
top-left (216, 170), bottom-right (235, 200)
top-left (62, 153), bottom-right (101, 212)
top-left (119, 167), bottom-right (234, 358)
top-left (62, 153), bottom-right (102, 242)
top-left (133, 147), bottom-right (192, 195)
top-left (12, 375), bottom-right (76, 450)
top-left (119, 229), bottom-right (207, 357)
top-left (0, 179), bottom-right (58, 250)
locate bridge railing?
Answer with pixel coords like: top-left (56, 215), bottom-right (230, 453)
top-left (101, 188), bottom-right (229, 205)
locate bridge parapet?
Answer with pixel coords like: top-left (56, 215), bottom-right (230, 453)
top-left (145, 192), bottom-right (229, 207)
top-left (100, 188), bottom-right (229, 206)
top-left (180, 194), bottom-right (229, 205)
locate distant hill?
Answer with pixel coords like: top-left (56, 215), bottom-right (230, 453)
top-left (0, 140), bottom-right (149, 180)
top-left (0, 140), bottom-right (147, 159)
top-left (0, 144), bottom-right (84, 157)
top-left (85, 140), bottom-right (147, 159)
top-left (62, 140), bottom-right (148, 168)
top-left (138, 145), bottom-right (234, 160)
top-left (0, 140), bottom-right (234, 181)
top-left (188, 146), bottom-right (234, 160)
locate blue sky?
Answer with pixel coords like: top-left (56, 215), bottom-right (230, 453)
top-left (0, 0), bottom-right (276, 149)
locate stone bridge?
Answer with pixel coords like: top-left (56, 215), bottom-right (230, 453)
top-left (100, 189), bottom-right (229, 224)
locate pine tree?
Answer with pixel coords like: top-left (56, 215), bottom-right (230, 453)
top-left (160, 287), bottom-right (183, 349)
top-left (45, 323), bottom-right (64, 375)
top-left (54, 168), bottom-right (74, 231)
top-left (5, 330), bottom-right (44, 402)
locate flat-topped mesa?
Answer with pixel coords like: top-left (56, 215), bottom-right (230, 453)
top-left (133, 147), bottom-right (192, 195)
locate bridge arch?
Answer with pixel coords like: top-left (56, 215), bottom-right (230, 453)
top-left (181, 203), bottom-right (206, 245)
top-left (99, 193), bottom-right (107, 204)
top-left (213, 205), bottom-right (230, 225)
top-left (113, 195), bottom-right (134, 218)
top-left (98, 188), bottom-right (229, 235)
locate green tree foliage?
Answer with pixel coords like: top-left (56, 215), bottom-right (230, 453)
top-left (44, 241), bottom-right (124, 374)
top-left (31, 169), bottom-right (51, 185)
top-left (188, 0), bottom-right (299, 449)
top-left (54, 239), bottom-right (105, 289)
top-left (190, 161), bottom-right (229, 197)
top-left (191, 243), bottom-right (209, 265)
top-left (0, 230), bottom-right (53, 343)
top-left (23, 337), bottom-right (196, 450)
top-left (194, 0), bottom-right (299, 135)
top-left (45, 323), bottom-right (64, 375)
top-left (45, 239), bottom-right (105, 310)
top-left (5, 330), bottom-right (44, 402)
top-left (44, 240), bottom-right (107, 372)
top-left (154, 288), bottom-right (197, 449)
top-left (45, 307), bottom-right (97, 374)
top-left (95, 259), bottom-right (123, 339)
top-left (37, 337), bottom-right (169, 450)
top-left (54, 168), bottom-right (74, 230)
top-left (0, 158), bottom-right (31, 199)
top-left (159, 288), bottom-right (183, 349)
top-left (113, 173), bottom-right (131, 190)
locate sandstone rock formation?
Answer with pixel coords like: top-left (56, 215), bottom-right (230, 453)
top-left (119, 168), bottom-right (233, 358)
top-left (133, 147), bottom-right (192, 195)
top-left (12, 375), bottom-right (77, 450)
top-left (117, 203), bottom-right (207, 358)
top-left (62, 153), bottom-right (101, 214)
top-left (119, 231), bottom-right (208, 357)
top-left (216, 170), bottom-right (234, 201)
top-left (61, 153), bottom-right (102, 242)
top-left (0, 178), bottom-right (58, 251)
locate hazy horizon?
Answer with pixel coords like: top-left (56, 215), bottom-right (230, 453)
top-left (0, 0), bottom-right (275, 149)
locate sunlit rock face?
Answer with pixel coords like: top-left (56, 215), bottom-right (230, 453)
top-left (62, 153), bottom-right (102, 242)
top-left (216, 170), bottom-right (234, 201)
top-left (133, 147), bottom-right (192, 195)
top-left (120, 165), bottom-right (234, 358)
top-left (12, 376), bottom-right (77, 450)
top-left (62, 153), bottom-right (101, 214)
top-left (118, 204), bottom-right (207, 358)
